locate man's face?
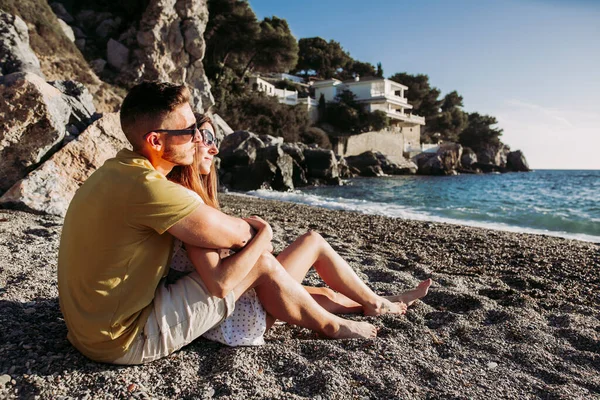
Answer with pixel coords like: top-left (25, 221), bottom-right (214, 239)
top-left (160, 103), bottom-right (199, 167)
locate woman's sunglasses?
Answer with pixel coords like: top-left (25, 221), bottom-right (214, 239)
top-left (144, 123), bottom-right (218, 146)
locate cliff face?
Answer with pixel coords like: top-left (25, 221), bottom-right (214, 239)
top-left (0, 0), bottom-right (214, 212)
top-left (0, 0), bottom-right (213, 112)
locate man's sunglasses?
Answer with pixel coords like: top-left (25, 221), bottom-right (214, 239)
top-left (144, 123), bottom-right (218, 146)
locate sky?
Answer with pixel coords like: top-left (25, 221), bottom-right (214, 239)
top-left (248, 0), bottom-right (600, 169)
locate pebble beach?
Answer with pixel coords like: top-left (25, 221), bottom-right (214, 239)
top-left (0, 193), bottom-right (598, 399)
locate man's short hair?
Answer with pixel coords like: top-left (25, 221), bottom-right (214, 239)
top-left (120, 81), bottom-right (191, 149)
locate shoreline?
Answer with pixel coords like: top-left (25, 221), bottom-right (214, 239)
top-left (234, 190), bottom-right (600, 244)
top-left (0, 194), bottom-right (599, 399)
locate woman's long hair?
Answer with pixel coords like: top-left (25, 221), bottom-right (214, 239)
top-left (168, 114), bottom-right (220, 209)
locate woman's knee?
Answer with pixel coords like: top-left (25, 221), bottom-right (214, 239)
top-left (303, 230), bottom-right (325, 247)
top-left (256, 251), bottom-right (280, 276)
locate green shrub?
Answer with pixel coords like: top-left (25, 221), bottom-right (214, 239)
top-left (301, 127), bottom-right (331, 149)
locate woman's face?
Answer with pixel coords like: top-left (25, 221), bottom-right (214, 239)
top-left (196, 122), bottom-right (218, 175)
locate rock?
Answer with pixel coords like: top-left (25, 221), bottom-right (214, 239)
top-left (257, 145), bottom-right (294, 191)
top-left (96, 18), bottom-right (121, 39)
top-left (57, 19), bottom-right (75, 42)
top-left (120, 0), bottom-right (214, 112)
top-left (0, 374), bottom-right (10, 388)
top-left (345, 151), bottom-right (379, 171)
top-left (476, 143), bottom-right (510, 169)
top-left (0, 12), bottom-right (44, 77)
top-left (291, 159), bottom-right (308, 187)
top-left (487, 362), bottom-right (498, 370)
top-left (281, 143), bottom-right (306, 166)
top-left (75, 38), bottom-right (86, 51)
top-left (219, 131), bottom-right (266, 169)
top-left (48, 80), bottom-right (97, 133)
top-left (259, 135), bottom-right (284, 147)
top-left (50, 3), bottom-right (74, 24)
top-left (303, 149), bottom-right (339, 182)
top-left (0, 72), bottom-right (72, 194)
top-left (0, 113), bottom-right (130, 216)
top-left (415, 142), bottom-right (463, 175)
top-left (90, 59), bottom-right (107, 75)
top-left (345, 151), bottom-right (416, 176)
top-left (507, 150), bottom-right (530, 172)
top-left (461, 147), bottom-right (478, 169)
top-left (336, 156), bottom-right (357, 179)
top-left (211, 113), bottom-right (233, 138)
top-left (71, 26), bottom-right (86, 39)
top-left (107, 39), bottom-right (130, 70)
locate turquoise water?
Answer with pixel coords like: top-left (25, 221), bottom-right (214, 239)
top-left (247, 170), bottom-right (600, 243)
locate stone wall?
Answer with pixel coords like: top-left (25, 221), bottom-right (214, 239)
top-left (331, 124), bottom-right (421, 159)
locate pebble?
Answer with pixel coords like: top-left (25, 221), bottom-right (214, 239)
top-left (487, 362), bottom-right (498, 369)
top-left (0, 375), bottom-right (11, 388)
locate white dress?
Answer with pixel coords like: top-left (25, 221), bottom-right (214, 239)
top-left (168, 192), bottom-right (266, 346)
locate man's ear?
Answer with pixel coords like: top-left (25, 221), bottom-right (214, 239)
top-left (145, 132), bottom-right (163, 151)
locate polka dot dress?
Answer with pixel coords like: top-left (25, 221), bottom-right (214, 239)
top-left (169, 239), bottom-right (267, 346)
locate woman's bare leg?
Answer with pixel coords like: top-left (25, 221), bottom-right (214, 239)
top-left (277, 231), bottom-right (431, 315)
top-left (231, 251), bottom-right (377, 338)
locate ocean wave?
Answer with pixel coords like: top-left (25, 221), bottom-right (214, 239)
top-left (240, 189), bottom-right (600, 243)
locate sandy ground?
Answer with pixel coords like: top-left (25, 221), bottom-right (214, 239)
top-left (0, 193), bottom-right (599, 399)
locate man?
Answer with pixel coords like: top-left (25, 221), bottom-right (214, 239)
top-left (58, 81), bottom-right (375, 365)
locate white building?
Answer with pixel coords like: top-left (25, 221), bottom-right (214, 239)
top-left (313, 76), bottom-right (426, 158)
top-left (248, 75), bottom-right (318, 122)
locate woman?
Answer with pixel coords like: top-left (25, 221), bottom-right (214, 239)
top-left (167, 115), bottom-right (431, 346)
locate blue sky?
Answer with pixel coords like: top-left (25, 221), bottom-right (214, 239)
top-left (248, 0), bottom-right (600, 169)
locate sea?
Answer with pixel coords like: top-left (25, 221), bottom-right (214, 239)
top-left (245, 170), bottom-right (600, 243)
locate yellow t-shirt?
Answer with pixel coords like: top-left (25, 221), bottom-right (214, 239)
top-left (58, 149), bottom-right (202, 362)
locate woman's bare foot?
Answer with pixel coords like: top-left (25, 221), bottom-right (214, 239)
top-left (329, 319), bottom-right (377, 339)
top-left (363, 298), bottom-right (407, 316)
top-left (385, 278), bottom-right (432, 307)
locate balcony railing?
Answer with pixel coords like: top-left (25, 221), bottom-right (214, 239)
top-left (369, 90), bottom-right (408, 104)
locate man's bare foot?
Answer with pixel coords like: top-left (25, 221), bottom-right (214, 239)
top-left (329, 319), bottom-right (377, 339)
top-left (385, 278), bottom-right (432, 307)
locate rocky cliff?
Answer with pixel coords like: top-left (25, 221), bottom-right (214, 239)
top-left (0, 0), bottom-right (215, 214)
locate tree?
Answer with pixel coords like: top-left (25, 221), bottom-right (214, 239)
top-left (459, 112), bottom-right (503, 151)
top-left (204, 0), bottom-right (260, 80)
top-left (241, 16), bottom-right (299, 75)
top-left (293, 37), bottom-right (352, 78)
top-left (427, 107), bottom-right (468, 143)
top-left (388, 73), bottom-right (441, 120)
top-left (441, 90), bottom-right (464, 112)
top-left (376, 62), bottom-right (384, 78)
top-left (338, 60), bottom-right (376, 80)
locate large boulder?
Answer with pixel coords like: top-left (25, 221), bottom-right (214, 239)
top-left (303, 148), bottom-right (339, 182)
top-left (0, 113), bottom-right (130, 216)
top-left (0, 12), bottom-right (45, 78)
top-left (0, 73), bottom-right (73, 193)
top-left (476, 143), bottom-right (510, 168)
top-left (107, 38), bottom-right (130, 70)
top-left (218, 130), bottom-right (266, 168)
top-left (507, 150), bottom-right (530, 172)
top-left (345, 151), bottom-right (416, 176)
top-left (48, 79), bottom-right (97, 134)
top-left (415, 142), bottom-right (462, 175)
top-left (461, 147), bottom-right (478, 169)
top-left (120, 0), bottom-right (214, 111)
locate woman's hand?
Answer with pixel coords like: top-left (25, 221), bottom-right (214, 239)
top-left (243, 216), bottom-right (273, 252)
top-left (243, 216), bottom-right (273, 241)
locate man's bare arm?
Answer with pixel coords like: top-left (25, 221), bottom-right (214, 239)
top-left (168, 204), bottom-right (255, 250)
top-left (187, 219), bottom-right (272, 298)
